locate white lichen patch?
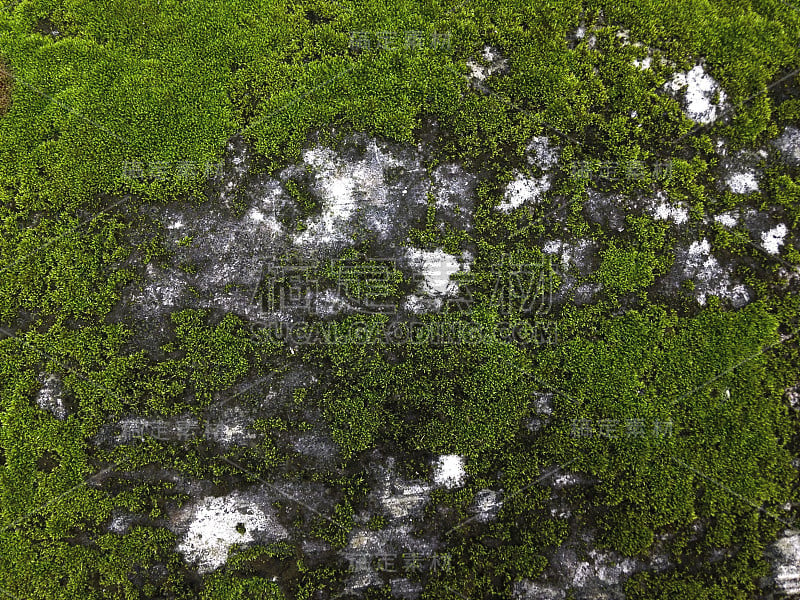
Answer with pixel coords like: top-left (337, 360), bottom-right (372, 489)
top-left (293, 138), bottom-right (473, 251)
top-left (786, 385), bottom-right (800, 411)
top-left (686, 239), bottom-right (714, 280)
top-left (466, 45), bottom-right (508, 89)
top-left (108, 511), bottom-right (135, 535)
top-left (499, 173), bottom-right (551, 212)
top-left (36, 373), bottom-right (67, 420)
top-left (406, 248), bottom-right (463, 296)
top-left (514, 580), bottom-right (565, 599)
top-left (714, 211), bottom-right (738, 228)
top-left (293, 145), bottom-right (379, 248)
top-left (552, 472), bottom-right (582, 488)
top-left (542, 239), bottom-right (595, 270)
top-left (771, 530), bottom-right (800, 596)
top-left (687, 238), bottom-right (707, 255)
top-left (470, 489), bottom-right (502, 522)
top-left (403, 293), bottom-right (437, 314)
top-left (725, 169), bottom-right (759, 194)
top-left (467, 59), bottom-right (488, 82)
top-left (246, 207), bottom-right (269, 227)
top-left (380, 477), bottom-right (432, 521)
top-left (682, 239), bottom-right (750, 307)
top-left (174, 491), bottom-right (288, 574)
top-left (433, 454), bottom-right (466, 489)
top-left (629, 44), bottom-right (674, 72)
top-left (761, 223), bottom-right (787, 255)
top-left (532, 392), bottom-right (554, 416)
top-left (773, 126), bottom-right (800, 164)
top-left (550, 506), bottom-right (572, 519)
top-left (665, 65), bottom-right (727, 124)
top-left (573, 549), bottom-right (639, 587)
top-left (648, 192), bottom-right (689, 225)
top-left (526, 136), bottom-right (559, 170)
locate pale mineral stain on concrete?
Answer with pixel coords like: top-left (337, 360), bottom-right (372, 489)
top-left (665, 64), bottom-right (727, 124)
top-left (433, 454), bottom-right (466, 489)
top-left (761, 223), bottom-right (787, 255)
top-left (36, 373), bottom-right (67, 420)
top-left (174, 490), bottom-right (288, 574)
top-left (771, 530), bottom-right (800, 596)
top-left (499, 173), bottom-right (551, 212)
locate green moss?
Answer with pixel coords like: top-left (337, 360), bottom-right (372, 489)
top-left (596, 242), bottom-right (660, 295)
top-left (0, 0), bottom-right (798, 597)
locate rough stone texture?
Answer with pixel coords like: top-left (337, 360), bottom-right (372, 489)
top-left (719, 149), bottom-right (763, 195)
top-left (647, 191), bottom-right (689, 225)
top-left (115, 133), bottom-right (478, 346)
top-left (173, 489), bottom-right (288, 574)
top-left (654, 238), bottom-right (750, 308)
top-left (769, 530), bottom-right (800, 597)
top-left (340, 456), bottom-right (442, 596)
top-left (466, 45), bottom-right (509, 93)
top-left (35, 373), bottom-right (67, 420)
top-left (583, 190), bottom-right (631, 233)
top-left (526, 136), bottom-right (560, 170)
top-left (469, 488), bottom-right (502, 522)
top-left (100, 131), bottom-right (799, 592)
top-left (542, 237), bottom-right (601, 305)
top-left (773, 126), bottom-right (800, 166)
